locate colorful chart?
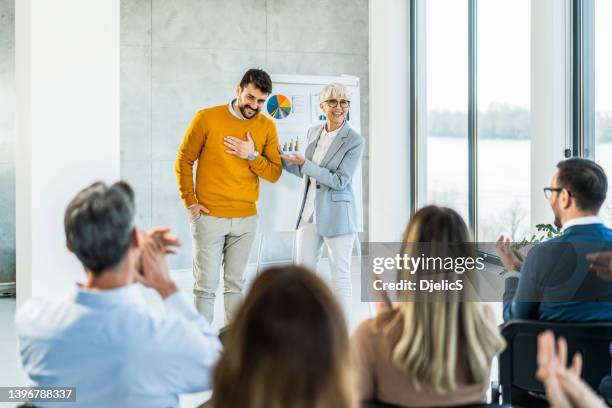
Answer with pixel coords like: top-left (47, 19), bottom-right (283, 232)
top-left (267, 94), bottom-right (292, 119)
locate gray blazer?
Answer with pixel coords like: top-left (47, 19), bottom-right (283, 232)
top-left (282, 122), bottom-right (364, 237)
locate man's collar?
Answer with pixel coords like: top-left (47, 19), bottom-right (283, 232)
top-left (72, 283), bottom-right (146, 308)
top-left (229, 99), bottom-right (246, 120)
top-left (561, 215), bottom-right (604, 233)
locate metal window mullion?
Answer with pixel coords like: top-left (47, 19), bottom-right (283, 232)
top-left (468, 0), bottom-right (478, 239)
top-left (583, 0), bottom-right (596, 158)
top-left (572, 0), bottom-right (584, 157)
top-left (410, 0), bottom-right (419, 216)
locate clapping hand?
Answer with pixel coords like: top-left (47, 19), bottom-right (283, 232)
top-left (496, 235), bottom-right (524, 272)
top-left (587, 251), bottom-right (612, 281)
top-left (536, 330), bottom-right (606, 408)
top-left (147, 227), bottom-right (181, 254)
top-left (136, 227), bottom-right (181, 298)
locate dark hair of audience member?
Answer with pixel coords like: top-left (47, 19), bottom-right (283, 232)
top-left (210, 266), bottom-right (355, 408)
top-left (556, 158), bottom-right (607, 213)
top-left (64, 181), bottom-right (135, 276)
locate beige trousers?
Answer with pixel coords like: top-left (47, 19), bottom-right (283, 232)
top-left (190, 214), bottom-right (257, 324)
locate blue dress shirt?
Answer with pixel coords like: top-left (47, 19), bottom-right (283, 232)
top-left (16, 284), bottom-right (222, 408)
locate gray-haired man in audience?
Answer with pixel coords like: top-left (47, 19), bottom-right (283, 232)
top-left (15, 181), bottom-right (222, 408)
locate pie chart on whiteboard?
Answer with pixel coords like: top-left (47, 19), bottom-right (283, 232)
top-left (267, 94), bottom-right (292, 119)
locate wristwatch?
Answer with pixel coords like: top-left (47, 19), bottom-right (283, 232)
top-left (247, 150), bottom-right (260, 161)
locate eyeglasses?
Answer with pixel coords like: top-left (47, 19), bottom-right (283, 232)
top-left (325, 99), bottom-right (350, 108)
top-left (543, 187), bottom-right (573, 199)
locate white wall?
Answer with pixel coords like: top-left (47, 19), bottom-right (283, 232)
top-left (530, 0), bottom-right (572, 227)
top-left (16, 0), bottom-right (120, 305)
top-left (368, 0), bottom-right (411, 241)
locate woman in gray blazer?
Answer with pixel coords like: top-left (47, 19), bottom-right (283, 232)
top-left (281, 83), bottom-right (364, 321)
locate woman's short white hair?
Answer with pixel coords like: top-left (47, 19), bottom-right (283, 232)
top-left (319, 83), bottom-right (350, 103)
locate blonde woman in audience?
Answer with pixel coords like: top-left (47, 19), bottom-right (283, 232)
top-left (351, 205), bottom-right (506, 407)
top-left (207, 265), bottom-right (356, 408)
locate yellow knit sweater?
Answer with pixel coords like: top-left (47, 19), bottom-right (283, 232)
top-left (175, 104), bottom-right (281, 217)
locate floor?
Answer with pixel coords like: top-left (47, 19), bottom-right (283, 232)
top-left (0, 258), bottom-right (374, 408)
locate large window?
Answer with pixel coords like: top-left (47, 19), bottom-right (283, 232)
top-left (416, 0), bottom-right (531, 243)
top-left (593, 0), bottom-right (612, 225)
top-left (579, 0), bottom-right (612, 226)
top-left (417, 0), bottom-right (609, 243)
top-left (425, 0), bottom-right (469, 221)
top-left (477, 0), bottom-right (531, 241)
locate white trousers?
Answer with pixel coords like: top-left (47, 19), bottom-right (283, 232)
top-left (295, 221), bottom-right (355, 323)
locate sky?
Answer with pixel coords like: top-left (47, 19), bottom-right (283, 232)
top-left (426, 0), bottom-right (531, 112)
top-left (425, 0), bottom-right (611, 114)
top-left (596, 0), bottom-right (612, 113)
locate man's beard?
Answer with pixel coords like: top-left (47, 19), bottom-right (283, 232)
top-left (239, 103), bottom-right (259, 118)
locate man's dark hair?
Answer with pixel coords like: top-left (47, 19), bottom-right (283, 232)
top-left (556, 158), bottom-right (608, 213)
top-left (239, 68), bottom-right (273, 94)
top-left (64, 181), bottom-right (136, 276)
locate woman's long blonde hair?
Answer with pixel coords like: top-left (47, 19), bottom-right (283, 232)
top-left (385, 205), bottom-right (505, 394)
top-left (210, 266), bottom-right (356, 408)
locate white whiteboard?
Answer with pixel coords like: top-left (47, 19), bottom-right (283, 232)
top-left (257, 74), bottom-right (363, 233)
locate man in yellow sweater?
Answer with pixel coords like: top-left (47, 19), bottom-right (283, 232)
top-left (175, 69), bottom-right (281, 323)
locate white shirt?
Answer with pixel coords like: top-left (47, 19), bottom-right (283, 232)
top-left (301, 125), bottom-right (342, 223)
top-left (560, 215), bottom-right (604, 232)
top-left (16, 284), bottom-right (222, 408)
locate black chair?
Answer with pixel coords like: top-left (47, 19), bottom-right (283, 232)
top-left (495, 319), bottom-right (612, 405)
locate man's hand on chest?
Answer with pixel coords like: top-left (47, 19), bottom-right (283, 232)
top-left (224, 131), bottom-right (257, 159)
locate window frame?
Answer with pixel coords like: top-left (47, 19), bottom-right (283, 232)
top-left (410, 0), bottom-right (480, 239)
top-left (573, 0), bottom-right (597, 159)
top-left (410, 0), bottom-right (573, 261)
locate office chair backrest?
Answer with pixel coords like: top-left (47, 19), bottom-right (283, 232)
top-left (499, 319), bottom-right (612, 404)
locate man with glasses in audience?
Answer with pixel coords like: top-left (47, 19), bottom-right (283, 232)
top-left (497, 158), bottom-right (612, 321)
top-left (175, 69), bottom-right (281, 324)
top-left (15, 182), bottom-right (222, 408)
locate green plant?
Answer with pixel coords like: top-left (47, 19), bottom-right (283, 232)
top-left (513, 223), bottom-right (561, 249)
